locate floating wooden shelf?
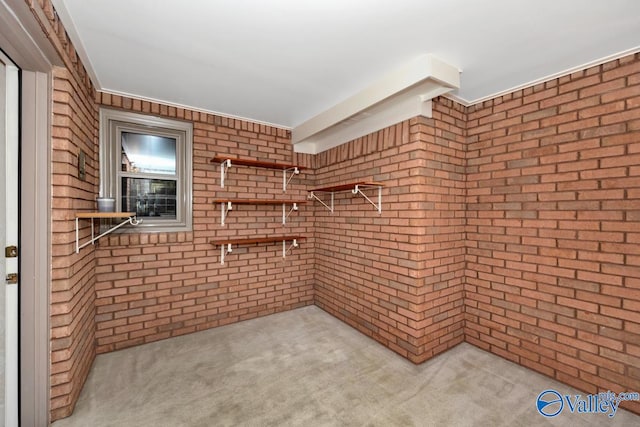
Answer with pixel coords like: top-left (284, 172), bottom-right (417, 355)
top-left (210, 235), bottom-right (305, 264)
top-left (211, 156), bottom-right (305, 190)
top-left (308, 182), bottom-right (384, 214)
top-left (74, 212), bottom-right (142, 253)
top-left (210, 156), bottom-right (307, 171)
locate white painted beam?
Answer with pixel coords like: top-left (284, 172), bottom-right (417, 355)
top-left (292, 54), bottom-right (460, 154)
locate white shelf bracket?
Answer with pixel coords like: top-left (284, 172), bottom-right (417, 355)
top-left (308, 191), bottom-right (334, 212)
top-left (220, 243), bottom-right (232, 265)
top-left (352, 185), bottom-right (382, 214)
top-left (221, 201), bottom-right (232, 225)
top-left (220, 159), bottom-right (231, 188)
top-left (75, 215), bottom-right (142, 253)
top-left (283, 239), bottom-right (299, 258)
top-left (283, 167), bottom-right (300, 191)
top-left (282, 202), bottom-right (299, 224)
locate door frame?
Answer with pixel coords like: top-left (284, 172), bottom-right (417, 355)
top-left (19, 70), bottom-right (51, 427)
top-left (0, 0), bottom-right (60, 425)
top-left (1, 49), bottom-right (20, 427)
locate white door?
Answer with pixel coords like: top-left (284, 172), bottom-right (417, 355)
top-left (0, 51), bottom-right (20, 427)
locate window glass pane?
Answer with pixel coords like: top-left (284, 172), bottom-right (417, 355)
top-left (121, 177), bottom-right (177, 219)
top-left (121, 132), bottom-right (176, 175)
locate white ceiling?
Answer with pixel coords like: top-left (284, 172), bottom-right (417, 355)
top-left (53, 0), bottom-right (640, 129)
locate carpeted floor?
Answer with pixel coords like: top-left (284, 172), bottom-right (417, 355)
top-left (53, 305), bottom-right (639, 426)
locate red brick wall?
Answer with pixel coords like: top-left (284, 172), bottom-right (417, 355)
top-left (24, 0), bottom-right (102, 421)
top-left (465, 53), bottom-right (640, 413)
top-left (93, 94), bottom-right (314, 353)
top-left (50, 67), bottom-right (99, 421)
top-left (427, 99), bottom-right (467, 358)
top-left (313, 104), bottom-right (466, 363)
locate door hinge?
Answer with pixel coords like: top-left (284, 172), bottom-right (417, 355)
top-left (5, 245), bottom-right (17, 258)
top-left (6, 273), bottom-right (17, 284)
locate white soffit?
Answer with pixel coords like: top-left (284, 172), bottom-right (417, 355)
top-left (292, 55), bottom-right (460, 154)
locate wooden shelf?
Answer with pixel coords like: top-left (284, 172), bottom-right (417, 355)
top-left (209, 155), bottom-right (307, 264)
top-left (74, 212), bottom-right (141, 253)
top-left (211, 235), bottom-right (305, 264)
top-left (75, 212), bottom-right (136, 219)
top-left (309, 181), bottom-right (385, 193)
top-left (212, 155), bottom-right (306, 190)
top-left (308, 182), bottom-right (384, 214)
top-left (212, 199), bottom-right (307, 205)
top-left (210, 156), bottom-right (306, 171)
top-left (210, 235), bottom-right (306, 246)
top-left (214, 199), bottom-right (305, 225)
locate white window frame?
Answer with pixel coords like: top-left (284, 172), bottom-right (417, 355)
top-left (99, 108), bottom-right (193, 232)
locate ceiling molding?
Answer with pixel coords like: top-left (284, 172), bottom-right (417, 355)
top-left (292, 54), bottom-right (460, 154)
top-left (98, 89), bottom-right (291, 130)
top-left (447, 45), bottom-right (640, 108)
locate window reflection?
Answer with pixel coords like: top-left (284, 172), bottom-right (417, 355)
top-left (121, 177), bottom-right (177, 218)
top-left (121, 132), bottom-right (176, 175)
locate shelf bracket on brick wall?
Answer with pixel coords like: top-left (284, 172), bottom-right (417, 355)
top-left (210, 156), bottom-right (306, 190)
top-left (283, 167), bottom-right (300, 191)
top-left (283, 239), bottom-right (299, 257)
top-left (352, 184), bottom-right (383, 214)
top-left (211, 236), bottom-right (305, 265)
top-left (307, 191), bottom-right (334, 212)
top-left (220, 201), bottom-right (232, 225)
top-left (75, 212), bottom-right (142, 253)
top-left (214, 199), bottom-right (306, 225)
top-left (220, 243), bottom-right (233, 265)
top-left (282, 202), bottom-right (299, 224)
top-left (307, 182), bottom-right (383, 214)
top-left (219, 158), bottom-right (232, 188)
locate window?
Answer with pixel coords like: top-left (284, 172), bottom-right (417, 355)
top-left (99, 108), bottom-right (193, 232)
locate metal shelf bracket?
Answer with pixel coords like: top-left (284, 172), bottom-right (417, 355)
top-left (282, 202), bottom-right (299, 224)
top-left (283, 239), bottom-right (299, 257)
top-left (308, 191), bottom-right (334, 212)
top-left (220, 243), bottom-right (232, 265)
top-left (75, 215), bottom-right (142, 253)
top-left (283, 167), bottom-right (300, 191)
top-left (221, 201), bottom-right (232, 225)
top-left (352, 185), bottom-right (382, 214)
top-left (220, 159), bottom-right (232, 188)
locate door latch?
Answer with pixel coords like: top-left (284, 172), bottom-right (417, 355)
top-left (6, 273), bottom-right (17, 284)
top-left (5, 246), bottom-right (17, 258)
